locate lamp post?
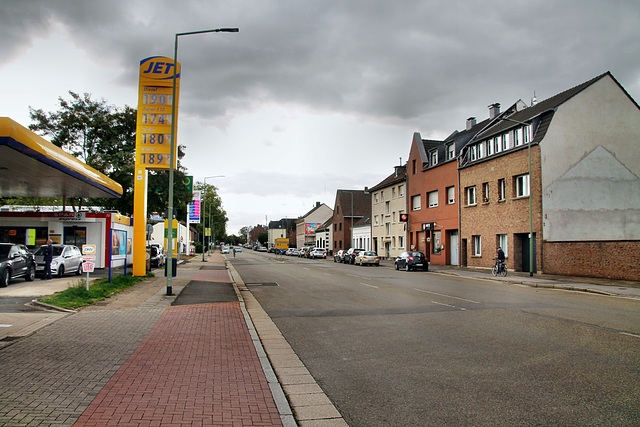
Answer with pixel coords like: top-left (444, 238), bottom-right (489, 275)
top-left (202, 175), bottom-right (224, 261)
top-left (499, 116), bottom-right (535, 277)
top-left (165, 27), bottom-right (238, 296)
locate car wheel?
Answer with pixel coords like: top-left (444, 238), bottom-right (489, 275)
top-left (76, 263), bottom-right (83, 275)
top-left (395, 263), bottom-right (399, 270)
top-left (0, 268), bottom-right (9, 287)
top-left (25, 265), bottom-right (35, 281)
top-left (57, 265), bottom-right (65, 278)
top-left (405, 263), bottom-right (410, 272)
top-left (359, 260), bottom-right (363, 266)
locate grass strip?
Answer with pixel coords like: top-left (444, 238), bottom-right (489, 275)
top-left (38, 273), bottom-right (154, 310)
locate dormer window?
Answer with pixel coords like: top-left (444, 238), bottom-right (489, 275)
top-left (430, 150), bottom-right (438, 166)
top-left (447, 143), bottom-right (455, 160)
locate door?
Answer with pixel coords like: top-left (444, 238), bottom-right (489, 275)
top-left (521, 233), bottom-right (537, 273)
top-left (449, 230), bottom-right (459, 266)
top-left (64, 226), bottom-right (87, 247)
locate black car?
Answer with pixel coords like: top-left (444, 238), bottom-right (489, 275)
top-left (394, 251), bottom-right (428, 271)
top-left (345, 248), bottom-right (365, 264)
top-left (0, 243), bottom-right (36, 287)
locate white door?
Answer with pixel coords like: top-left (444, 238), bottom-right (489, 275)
top-left (450, 231), bottom-right (459, 266)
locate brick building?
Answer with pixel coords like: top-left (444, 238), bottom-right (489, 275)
top-left (459, 72), bottom-right (640, 280)
top-left (332, 190), bottom-right (371, 252)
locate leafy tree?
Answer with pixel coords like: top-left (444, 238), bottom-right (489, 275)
top-left (258, 232), bottom-right (268, 245)
top-left (193, 181), bottom-right (228, 246)
top-left (26, 91), bottom-right (192, 217)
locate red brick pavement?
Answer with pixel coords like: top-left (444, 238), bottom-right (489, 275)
top-left (75, 259), bottom-right (282, 426)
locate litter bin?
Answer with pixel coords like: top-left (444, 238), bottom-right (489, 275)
top-left (164, 257), bottom-right (177, 277)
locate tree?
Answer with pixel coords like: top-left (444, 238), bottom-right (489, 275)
top-left (258, 232), bottom-right (268, 245)
top-left (27, 91), bottom-right (192, 217)
top-left (193, 181), bottom-right (228, 247)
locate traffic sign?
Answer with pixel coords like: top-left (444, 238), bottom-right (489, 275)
top-left (82, 262), bottom-right (95, 273)
top-left (82, 254), bottom-right (96, 261)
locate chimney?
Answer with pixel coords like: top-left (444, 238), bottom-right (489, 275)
top-left (466, 117), bottom-right (476, 130)
top-left (316, 201), bottom-right (320, 208)
top-left (488, 103), bottom-right (501, 119)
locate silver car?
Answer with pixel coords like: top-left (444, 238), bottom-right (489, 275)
top-left (34, 244), bottom-right (83, 277)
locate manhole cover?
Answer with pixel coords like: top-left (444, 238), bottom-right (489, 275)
top-left (246, 282), bottom-right (279, 287)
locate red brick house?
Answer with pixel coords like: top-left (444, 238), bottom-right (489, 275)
top-left (332, 190), bottom-right (371, 252)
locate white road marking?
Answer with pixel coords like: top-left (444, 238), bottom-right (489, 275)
top-left (620, 332), bottom-right (640, 339)
top-left (432, 300), bottom-right (455, 308)
top-left (0, 324), bottom-right (13, 328)
top-left (359, 282), bottom-right (379, 288)
top-left (414, 289), bottom-right (481, 304)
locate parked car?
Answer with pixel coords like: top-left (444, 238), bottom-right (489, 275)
top-left (285, 248), bottom-right (294, 256)
top-left (298, 247), bottom-right (311, 257)
top-left (309, 248), bottom-right (327, 259)
top-left (290, 248), bottom-right (301, 256)
top-left (394, 251), bottom-right (428, 271)
top-left (0, 243), bottom-right (36, 286)
top-left (333, 249), bottom-right (346, 263)
top-left (345, 248), bottom-right (365, 264)
top-left (221, 246), bottom-right (230, 254)
top-left (355, 251), bottom-right (380, 266)
top-left (148, 245), bottom-right (165, 268)
top-left (34, 244), bottom-right (83, 278)
top-left (235, 246), bottom-right (242, 253)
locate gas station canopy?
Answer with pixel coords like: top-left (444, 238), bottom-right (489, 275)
top-left (0, 117), bottom-right (123, 199)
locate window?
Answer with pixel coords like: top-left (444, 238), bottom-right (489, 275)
top-left (392, 187), bottom-right (396, 199)
top-left (428, 190), bottom-right (438, 208)
top-left (399, 185), bottom-right (405, 197)
top-left (447, 186), bottom-right (455, 204)
top-left (514, 128), bottom-right (522, 146)
top-left (374, 193), bottom-right (379, 203)
top-left (466, 186), bottom-right (476, 206)
top-left (487, 139), bottom-right (494, 156)
top-left (433, 230), bottom-right (442, 255)
top-left (470, 145), bottom-right (477, 161)
top-left (393, 237), bottom-right (396, 248)
top-left (381, 190), bottom-right (384, 201)
top-left (478, 142), bottom-right (485, 159)
top-left (473, 235), bottom-right (481, 256)
top-left (515, 174), bottom-right (530, 197)
top-left (386, 222), bottom-right (391, 235)
top-left (447, 143), bottom-right (455, 160)
top-left (392, 212), bottom-right (396, 223)
top-left (412, 194), bottom-right (421, 211)
top-left (413, 159), bottom-right (417, 174)
top-left (497, 234), bottom-right (508, 255)
top-left (339, 223), bottom-right (342, 231)
top-left (502, 133), bottom-right (509, 151)
top-left (386, 201), bottom-right (391, 215)
top-left (399, 236), bottom-right (405, 248)
top-left (334, 224), bottom-right (337, 232)
top-left (430, 149), bottom-right (438, 166)
top-left (374, 215), bottom-right (379, 226)
top-left (482, 182), bottom-right (489, 203)
top-left (523, 125), bottom-right (531, 144)
top-left (498, 179), bottom-right (506, 201)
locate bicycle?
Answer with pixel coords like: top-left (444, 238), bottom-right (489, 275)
top-left (492, 258), bottom-right (507, 277)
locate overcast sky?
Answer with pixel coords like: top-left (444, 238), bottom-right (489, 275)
top-left (2, 0), bottom-right (639, 235)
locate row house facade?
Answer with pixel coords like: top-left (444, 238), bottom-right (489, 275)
top-left (352, 217), bottom-right (372, 251)
top-left (295, 202), bottom-right (333, 248)
top-left (314, 217), bottom-right (333, 249)
top-left (369, 165), bottom-right (408, 259)
top-left (332, 190), bottom-right (371, 252)
top-left (459, 72), bottom-right (639, 280)
top-left (268, 218), bottom-right (297, 248)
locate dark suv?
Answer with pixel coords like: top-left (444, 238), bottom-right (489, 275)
top-left (0, 243), bottom-right (36, 287)
top-left (394, 251), bottom-right (428, 271)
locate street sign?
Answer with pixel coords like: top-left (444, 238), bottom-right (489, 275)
top-left (82, 254), bottom-right (96, 261)
top-left (82, 262), bottom-right (95, 273)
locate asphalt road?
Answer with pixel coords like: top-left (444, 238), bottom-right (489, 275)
top-left (231, 250), bottom-right (640, 426)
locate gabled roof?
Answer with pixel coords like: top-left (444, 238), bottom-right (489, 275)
top-left (299, 202), bottom-right (330, 219)
top-left (368, 166), bottom-right (406, 192)
top-left (336, 189), bottom-right (371, 218)
top-left (353, 216), bottom-right (371, 228)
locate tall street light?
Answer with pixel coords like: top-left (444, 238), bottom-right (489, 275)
top-left (202, 175), bottom-right (224, 261)
top-left (166, 27), bottom-right (238, 296)
top-left (499, 116), bottom-right (535, 277)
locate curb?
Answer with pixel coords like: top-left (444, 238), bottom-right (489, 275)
top-left (31, 300), bottom-right (77, 313)
top-left (225, 258), bottom-right (349, 427)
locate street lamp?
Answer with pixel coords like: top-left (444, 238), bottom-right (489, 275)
top-left (202, 175), bottom-right (224, 261)
top-left (165, 27), bottom-right (238, 296)
top-left (499, 116), bottom-right (535, 277)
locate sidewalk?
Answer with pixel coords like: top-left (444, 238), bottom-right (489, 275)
top-left (1, 253), bottom-right (346, 426)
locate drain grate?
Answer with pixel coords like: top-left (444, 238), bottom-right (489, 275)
top-left (246, 282), bottom-right (279, 287)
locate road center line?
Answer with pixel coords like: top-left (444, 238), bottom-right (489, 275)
top-left (620, 332), bottom-right (640, 339)
top-left (414, 289), bottom-right (481, 304)
top-left (432, 300), bottom-right (456, 308)
top-left (359, 282), bottom-right (379, 288)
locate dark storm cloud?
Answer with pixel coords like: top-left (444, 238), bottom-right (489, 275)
top-left (4, 0), bottom-right (639, 132)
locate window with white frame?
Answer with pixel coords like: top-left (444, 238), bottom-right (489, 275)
top-left (487, 139), bottom-right (494, 156)
top-left (470, 145), bottom-right (477, 161)
top-left (430, 149), bottom-right (438, 166)
top-left (514, 128), bottom-right (522, 146)
top-left (399, 236), bottom-right (404, 248)
top-left (386, 222), bottom-right (391, 235)
top-left (498, 178), bottom-right (506, 201)
top-left (523, 125), bottom-right (531, 143)
top-left (393, 236), bottom-right (396, 248)
top-left (473, 235), bottom-right (481, 256)
top-left (498, 234), bottom-right (508, 255)
top-left (381, 190), bottom-right (384, 200)
top-left (515, 174), bottom-right (530, 197)
top-left (412, 194), bottom-right (421, 211)
top-left (478, 142), bottom-right (485, 159)
top-left (502, 133), bottom-right (509, 151)
top-left (392, 212), bottom-right (396, 223)
top-left (433, 230), bottom-right (442, 255)
top-left (375, 193), bottom-right (379, 203)
top-left (428, 190), bottom-right (438, 208)
top-left (447, 143), bottom-right (455, 160)
top-left (447, 186), bottom-right (455, 204)
top-left (374, 215), bottom-right (379, 226)
top-left (482, 182), bottom-right (489, 203)
top-left (392, 187), bottom-right (396, 199)
top-left (466, 186), bottom-right (477, 206)
top-left (385, 201), bottom-right (391, 215)
top-left (398, 184), bottom-right (405, 197)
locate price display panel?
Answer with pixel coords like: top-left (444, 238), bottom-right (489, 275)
top-left (136, 84), bottom-right (177, 170)
top-left (138, 151), bottom-right (171, 167)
